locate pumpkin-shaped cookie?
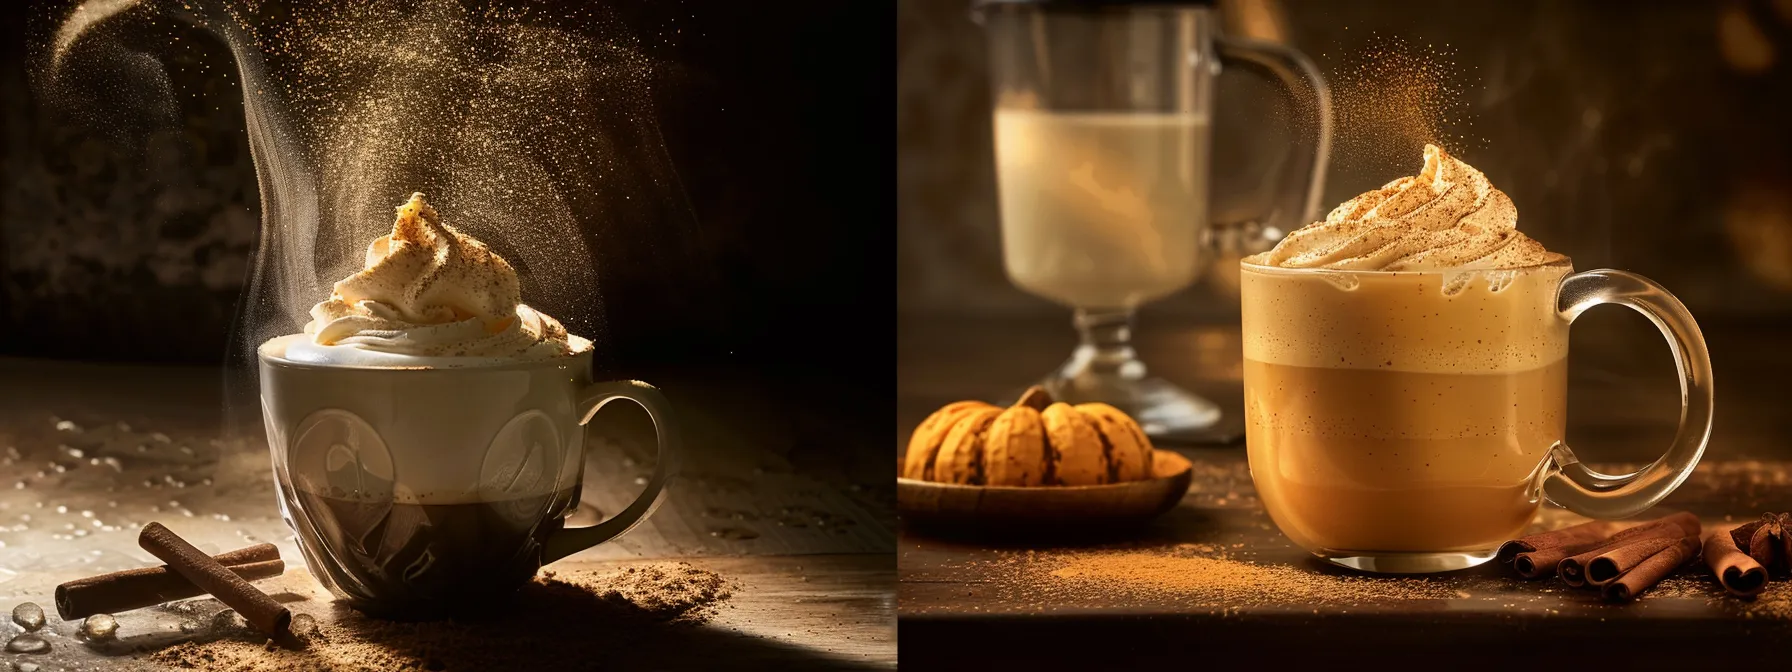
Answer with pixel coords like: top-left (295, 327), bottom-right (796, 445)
top-left (933, 406), bottom-right (1001, 484)
top-left (903, 386), bottom-right (1155, 486)
top-left (902, 400), bottom-right (995, 481)
top-left (1076, 403), bottom-right (1153, 483)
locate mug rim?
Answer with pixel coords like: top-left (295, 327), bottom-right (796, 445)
top-left (257, 333), bottom-right (592, 373)
top-left (1239, 253), bottom-right (1573, 277)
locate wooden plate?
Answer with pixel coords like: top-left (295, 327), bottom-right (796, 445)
top-left (896, 450), bottom-right (1193, 532)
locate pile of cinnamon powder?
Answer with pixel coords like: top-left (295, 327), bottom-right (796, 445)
top-left (969, 544), bottom-right (1469, 615)
top-left (1054, 546), bottom-right (1459, 604)
top-left (1052, 552), bottom-right (1456, 603)
top-left (145, 563), bottom-right (735, 671)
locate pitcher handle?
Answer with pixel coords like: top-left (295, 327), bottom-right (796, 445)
top-left (1543, 270), bottom-right (1714, 519)
top-left (1215, 35), bottom-right (1333, 244)
top-left (542, 380), bottom-right (680, 563)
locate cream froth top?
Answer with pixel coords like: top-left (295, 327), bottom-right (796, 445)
top-left (289, 193), bottom-right (589, 365)
top-left (1251, 145), bottom-right (1561, 271)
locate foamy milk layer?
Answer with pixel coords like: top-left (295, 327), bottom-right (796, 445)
top-left (265, 333), bottom-right (591, 369)
top-left (302, 193), bottom-right (587, 363)
top-left (1239, 263), bottom-right (1571, 374)
top-left (1260, 145), bottom-right (1561, 271)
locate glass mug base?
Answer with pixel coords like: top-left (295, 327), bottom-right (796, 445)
top-left (1314, 548), bottom-right (1498, 574)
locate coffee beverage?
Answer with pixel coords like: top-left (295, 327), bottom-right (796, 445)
top-left (1242, 262), bottom-right (1569, 555)
top-left (1241, 145), bottom-right (1713, 573)
top-left (293, 488), bottom-right (577, 611)
top-left (260, 334), bottom-right (659, 617)
top-left (259, 193), bottom-right (677, 615)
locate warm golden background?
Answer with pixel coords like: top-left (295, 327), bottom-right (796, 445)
top-left (899, 0), bottom-right (1792, 322)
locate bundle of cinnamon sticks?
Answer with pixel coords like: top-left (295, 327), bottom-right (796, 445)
top-left (1497, 512), bottom-right (1701, 601)
top-left (1500, 511), bottom-right (1792, 600)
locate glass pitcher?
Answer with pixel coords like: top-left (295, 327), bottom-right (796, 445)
top-left (975, 0), bottom-right (1331, 442)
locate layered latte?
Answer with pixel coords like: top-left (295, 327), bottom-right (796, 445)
top-left (1242, 145), bottom-right (1570, 555)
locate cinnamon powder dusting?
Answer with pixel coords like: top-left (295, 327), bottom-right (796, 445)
top-left (1623, 570), bottom-right (1792, 619)
top-left (1006, 544), bottom-right (1460, 610)
top-left (1742, 590), bottom-right (1792, 619)
top-left (147, 563), bottom-right (735, 671)
top-left (1321, 32), bottom-right (1478, 177)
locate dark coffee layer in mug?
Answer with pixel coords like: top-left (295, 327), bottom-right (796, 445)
top-left (291, 487), bottom-right (577, 618)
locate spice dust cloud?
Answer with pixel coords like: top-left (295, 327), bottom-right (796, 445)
top-left (1322, 31), bottom-right (1480, 179)
top-left (37, 0), bottom-right (694, 436)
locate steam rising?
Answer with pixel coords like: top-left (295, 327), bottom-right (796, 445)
top-left (49, 0), bottom-right (141, 71)
top-left (38, 0), bottom-right (691, 440)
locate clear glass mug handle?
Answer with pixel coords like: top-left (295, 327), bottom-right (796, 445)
top-left (1543, 270), bottom-right (1714, 519)
top-left (1214, 36), bottom-right (1333, 249)
top-left (542, 380), bottom-right (680, 563)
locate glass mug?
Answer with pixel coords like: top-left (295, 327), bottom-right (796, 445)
top-left (976, 0), bottom-right (1332, 442)
top-left (1240, 258), bottom-right (1713, 573)
top-left (257, 335), bottom-right (679, 617)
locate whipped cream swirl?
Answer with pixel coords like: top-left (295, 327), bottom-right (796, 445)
top-left (299, 193), bottom-right (588, 361)
top-left (1256, 144), bottom-right (1559, 271)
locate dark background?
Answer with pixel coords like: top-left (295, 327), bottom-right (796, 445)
top-left (0, 0), bottom-right (889, 406)
top-left (899, 0), bottom-right (1792, 322)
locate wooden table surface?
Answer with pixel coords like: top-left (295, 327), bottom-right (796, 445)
top-left (0, 357), bottom-right (895, 670)
top-left (897, 314), bottom-right (1792, 668)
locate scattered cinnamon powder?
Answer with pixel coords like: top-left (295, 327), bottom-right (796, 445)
top-left (957, 541), bottom-right (1792, 617)
top-left (1645, 574), bottom-right (1724, 600)
top-left (1742, 589), bottom-right (1792, 619)
top-left (1647, 573), bottom-right (1792, 619)
top-left (146, 563), bottom-right (735, 671)
top-left (1045, 547), bottom-right (1461, 605)
top-left (953, 544), bottom-right (1465, 614)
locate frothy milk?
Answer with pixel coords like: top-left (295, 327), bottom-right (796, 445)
top-left (994, 110), bottom-right (1211, 309)
top-left (1241, 261), bottom-right (1572, 554)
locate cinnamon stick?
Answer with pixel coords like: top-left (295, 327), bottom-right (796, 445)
top-left (1557, 513), bottom-right (1701, 587)
top-left (1620, 511), bottom-right (1701, 539)
top-left (1585, 537), bottom-right (1680, 586)
top-left (1703, 525), bottom-right (1768, 597)
top-left (1602, 535), bottom-right (1701, 602)
top-left (1514, 544), bottom-right (1600, 579)
top-left (1498, 519), bottom-right (1618, 565)
top-left (55, 543), bottom-right (283, 620)
top-left (138, 523), bottom-right (291, 636)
